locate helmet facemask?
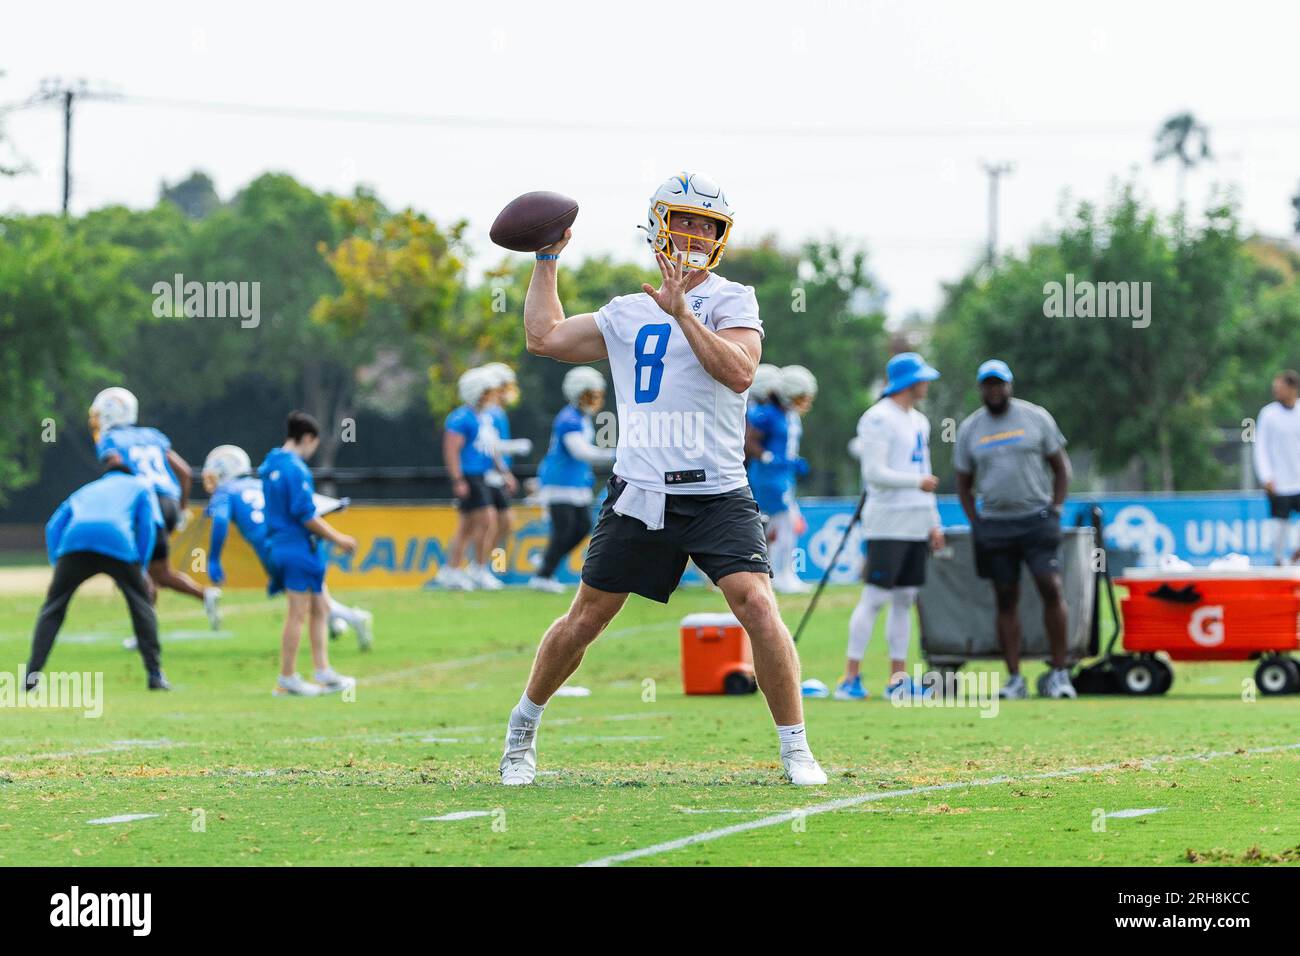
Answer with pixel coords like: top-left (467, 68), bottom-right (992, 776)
top-left (648, 203), bottom-right (731, 272)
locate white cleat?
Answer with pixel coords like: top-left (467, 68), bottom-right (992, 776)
top-left (203, 587), bottom-right (222, 630)
top-left (528, 575), bottom-right (567, 594)
top-left (499, 721), bottom-right (539, 786)
top-left (472, 566), bottom-right (504, 591)
top-left (1042, 667), bottom-right (1078, 699)
top-left (999, 673), bottom-right (1028, 699)
top-left (434, 567), bottom-right (476, 591)
top-left (314, 668), bottom-right (356, 694)
top-left (781, 748), bottom-right (828, 786)
top-left (274, 673), bottom-right (322, 697)
top-left (353, 610), bottom-right (374, 651)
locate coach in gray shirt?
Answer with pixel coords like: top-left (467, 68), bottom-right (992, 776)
top-left (954, 360), bottom-right (1074, 700)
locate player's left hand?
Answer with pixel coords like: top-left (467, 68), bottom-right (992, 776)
top-left (929, 527), bottom-right (946, 552)
top-left (643, 251), bottom-right (691, 320)
top-left (503, 472), bottom-right (519, 495)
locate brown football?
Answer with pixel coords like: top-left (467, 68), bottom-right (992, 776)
top-left (489, 191), bottom-right (579, 252)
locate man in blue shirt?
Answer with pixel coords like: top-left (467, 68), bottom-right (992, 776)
top-left (202, 444), bottom-right (372, 648)
top-left (530, 366), bottom-right (615, 592)
top-left (26, 464), bottom-right (170, 691)
top-left (257, 412), bottom-right (359, 697)
top-left (434, 367), bottom-right (502, 591)
top-left (89, 386), bottom-right (218, 625)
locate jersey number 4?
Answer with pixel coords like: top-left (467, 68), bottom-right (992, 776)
top-left (634, 323), bottom-right (672, 404)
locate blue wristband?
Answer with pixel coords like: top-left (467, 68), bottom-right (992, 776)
top-left (535, 253), bottom-right (559, 261)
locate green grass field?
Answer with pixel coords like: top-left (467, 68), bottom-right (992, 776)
top-left (1, 577), bottom-right (1298, 867)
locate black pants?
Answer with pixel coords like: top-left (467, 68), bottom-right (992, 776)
top-left (28, 551), bottom-right (161, 676)
top-left (538, 503), bottom-right (593, 578)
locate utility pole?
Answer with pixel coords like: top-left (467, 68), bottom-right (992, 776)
top-left (30, 78), bottom-right (113, 215)
top-left (981, 160), bottom-right (1014, 266)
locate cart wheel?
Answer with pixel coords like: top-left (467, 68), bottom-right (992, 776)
top-left (1116, 656), bottom-right (1164, 696)
top-left (1150, 657), bottom-right (1174, 695)
top-left (724, 671), bottom-right (758, 695)
top-left (1254, 658), bottom-right (1300, 696)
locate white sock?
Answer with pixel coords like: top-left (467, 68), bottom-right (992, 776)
top-left (777, 723), bottom-right (809, 753)
top-left (513, 693), bottom-right (545, 724)
top-left (886, 587), bottom-right (918, 661)
top-left (327, 597), bottom-right (361, 628)
top-left (1270, 518), bottom-right (1290, 565)
top-left (847, 584), bottom-right (890, 662)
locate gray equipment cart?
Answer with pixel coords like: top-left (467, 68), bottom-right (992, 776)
top-left (918, 528), bottom-right (1096, 676)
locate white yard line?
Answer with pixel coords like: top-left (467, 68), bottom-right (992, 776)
top-left (87, 813), bottom-right (160, 825)
top-left (578, 741), bottom-right (1300, 867)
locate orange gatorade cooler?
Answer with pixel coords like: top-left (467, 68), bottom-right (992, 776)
top-left (1115, 567), bottom-right (1300, 661)
top-left (680, 613), bottom-right (757, 695)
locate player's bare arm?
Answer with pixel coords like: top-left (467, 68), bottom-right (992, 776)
top-left (642, 250), bottom-right (760, 393)
top-left (523, 229), bottom-right (608, 363)
top-left (167, 449), bottom-right (192, 509)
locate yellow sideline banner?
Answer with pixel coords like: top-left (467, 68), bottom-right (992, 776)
top-left (172, 504), bottom-right (584, 589)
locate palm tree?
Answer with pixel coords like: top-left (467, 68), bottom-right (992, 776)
top-left (1154, 112), bottom-right (1212, 208)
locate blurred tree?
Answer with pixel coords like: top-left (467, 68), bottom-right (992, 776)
top-left (0, 216), bottom-right (137, 502)
top-left (160, 170), bottom-right (222, 220)
top-left (1155, 111), bottom-right (1212, 208)
top-left (313, 192), bottom-right (498, 424)
top-left (929, 184), bottom-right (1250, 492)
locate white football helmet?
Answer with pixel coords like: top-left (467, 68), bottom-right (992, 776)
top-left (202, 445), bottom-right (251, 491)
top-left (458, 367), bottom-right (495, 406)
top-left (89, 387), bottom-right (138, 440)
top-left (750, 364), bottom-right (782, 402)
top-left (481, 361), bottom-right (520, 406)
top-left (780, 365), bottom-right (818, 403)
top-left (639, 172), bottom-right (734, 272)
top-left (563, 366), bottom-right (606, 405)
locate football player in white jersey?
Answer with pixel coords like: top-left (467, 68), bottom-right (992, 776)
top-left (498, 172), bottom-right (826, 786)
top-left (836, 353), bottom-right (944, 702)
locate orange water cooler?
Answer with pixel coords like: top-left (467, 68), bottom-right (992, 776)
top-left (680, 613), bottom-right (758, 695)
top-left (1112, 567), bottom-right (1300, 694)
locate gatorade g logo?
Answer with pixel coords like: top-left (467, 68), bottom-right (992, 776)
top-left (1188, 605), bottom-right (1225, 647)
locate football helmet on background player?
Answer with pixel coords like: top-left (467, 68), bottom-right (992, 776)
top-left (202, 445), bottom-right (252, 494)
top-left (88, 387), bottom-right (139, 441)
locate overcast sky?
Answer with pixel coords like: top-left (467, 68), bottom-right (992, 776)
top-left (3, 0), bottom-right (1298, 321)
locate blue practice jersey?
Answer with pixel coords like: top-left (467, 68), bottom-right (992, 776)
top-left (257, 448), bottom-right (317, 547)
top-left (46, 471), bottom-right (163, 566)
top-left (206, 475), bottom-right (272, 584)
top-left (539, 404), bottom-right (595, 490)
top-left (96, 425), bottom-right (182, 500)
top-left (445, 405), bottom-right (494, 476)
top-left (746, 401), bottom-right (794, 491)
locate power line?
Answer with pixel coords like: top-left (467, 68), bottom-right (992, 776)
top-left (23, 79), bottom-right (118, 214)
top-left (981, 160), bottom-right (1014, 265)
top-left (92, 94), bottom-right (1300, 140)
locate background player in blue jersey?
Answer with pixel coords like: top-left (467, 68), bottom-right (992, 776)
top-left (435, 367), bottom-right (502, 591)
top-left (481, 363), bottom-right (532, 580)
top-left (26, 463), bottom-right (171, 691)
top-left (530, 366), bottom-right (615, 593)
top-left (201, 445), bottom-right (372, 648)
top-left (89, 387), bottom-right (218, 623)
top-left (257, 412), bottom-right (359, 697)
top-left (745, 365), bottom-right (814, 593)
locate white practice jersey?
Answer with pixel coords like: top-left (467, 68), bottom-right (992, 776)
top-left (1254, 400), bottom-right (1300, 496)
top-left (594, 271), bottom-right (763, 495)
top-left (857, 398), bottom-right (941, 540)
